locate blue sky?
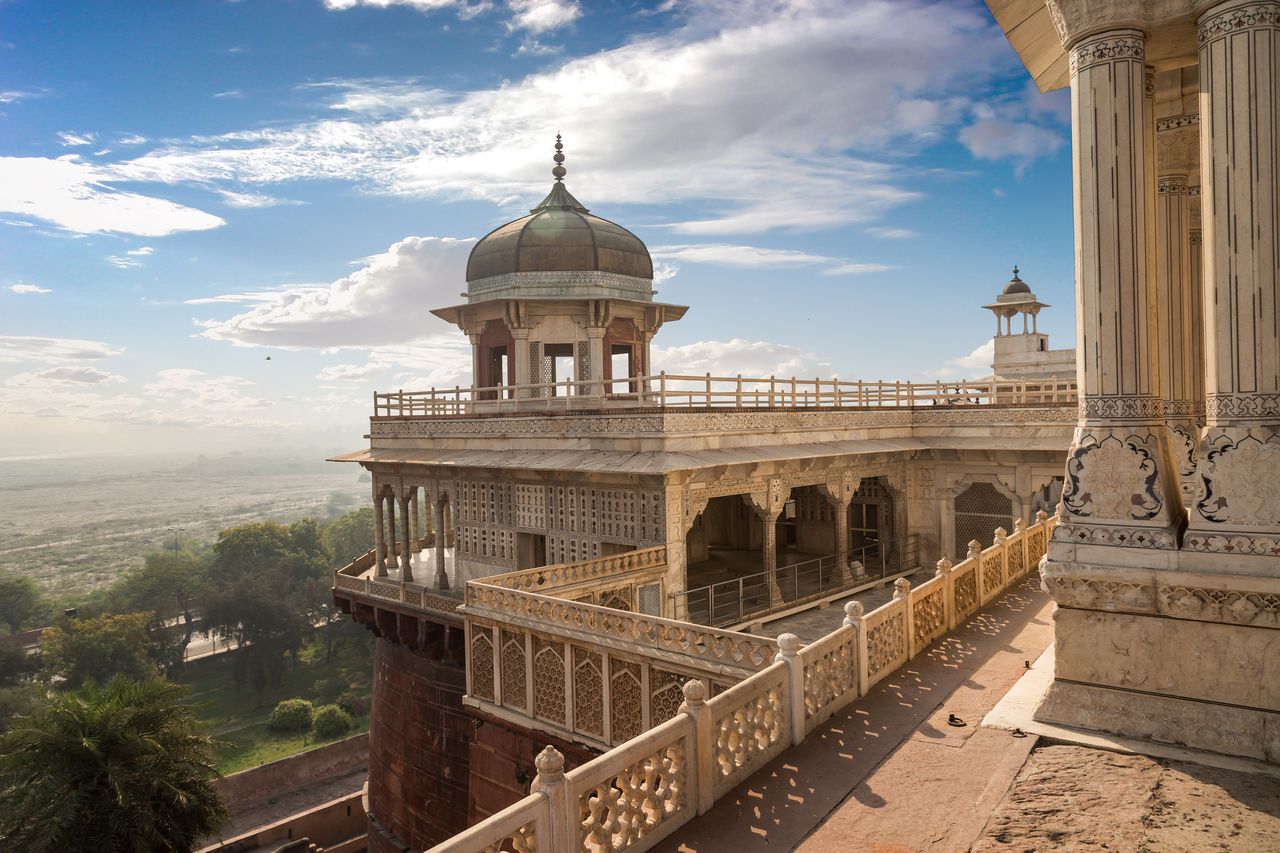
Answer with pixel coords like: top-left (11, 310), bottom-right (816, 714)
top-left (0, 0), bottom-right (1073, 455)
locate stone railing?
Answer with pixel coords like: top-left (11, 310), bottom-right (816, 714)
top-left (485, 547), bottom-right (668, 595)
top-left (373, 374), bottom-right (1078, 417)
top-left (331, 535), bottom-right (462, 615)
top-left (430, 511), bottom-right (1057, 853)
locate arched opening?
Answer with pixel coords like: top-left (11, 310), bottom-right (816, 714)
top-left (849, 477), bottom-right (896, 570)
top-left (953, 481), bottom-right (1015, 559)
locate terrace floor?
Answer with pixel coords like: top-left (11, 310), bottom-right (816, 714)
top-left (658, 574), bottom-right (1280, 852)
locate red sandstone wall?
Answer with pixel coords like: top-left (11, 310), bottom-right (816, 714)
top-left (218, 733), bottom-right (368, 815)
top-left (467, 715), bottom-right (596, 824)
top-left (366, 637), bottom-right (474, 852)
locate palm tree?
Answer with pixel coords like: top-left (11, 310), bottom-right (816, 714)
top-left (0, 676), bottom-right (226, 852)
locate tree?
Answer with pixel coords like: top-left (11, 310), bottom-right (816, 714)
top-left (324, 507), bottom-right (375, 568)
top-left (0, 578), bottom-right (47, 636)
top-left (0, 676), bottom-right (225, 852)
top-left (202, 521), bottom-right (333, 701)
top-left (108, 552), bottom-right (207, 673)
top-left (40, 613), bottom-right (155, 688)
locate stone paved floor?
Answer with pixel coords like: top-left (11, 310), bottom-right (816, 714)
top-left (749, 567), bottom-right (929, 642)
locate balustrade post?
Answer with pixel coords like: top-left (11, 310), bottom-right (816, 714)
top-left (993, 526), bottom-right (1008, 593)
top-left (735, 374), bottom-right (742, 408)
top-left (893, 578), bottom-right (911, 661)
top-left (679, 681), bottom-right (715, 814)
top-left (775, 633), bottom-right (806, 746)
top-left (530, 746), bottom-right (568, 853)
top-left (936, 557), bottom-right (954, 629)
top-left (843, 601), bottom-right (866, 696)
top-left (659, 370), bottom-right (667, 406)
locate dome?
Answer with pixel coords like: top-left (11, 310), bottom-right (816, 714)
top-left (466, 139), bottom-right (652, 284)
top-left (1002, 266), bottom-right (1032, 295)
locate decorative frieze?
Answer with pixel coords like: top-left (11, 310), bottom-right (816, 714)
top-left (1199, 1), bottom-right (1280, 45)
top-left (1069, 32), bottom-right (1144, 74)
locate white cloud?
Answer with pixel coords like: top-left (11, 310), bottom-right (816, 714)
top-left (0, 335), bottom-right (122, 363)
top-left (216, 189), bottom-right (299, 208)
top-left (863, 226), bottom-right (917, 239)
top-left (317, 362), bottom-right (388, 381)
top-left (57, 131), bottom-right (95, 147)
top-left (819, 262), bottom-right (892, 276)
top-left (0, 156), bottom-right (224, 236)
top-left (193, 235), bottom-right (472, 348)
top-left (107, 255), bottom-right (142, 269)
top-left (959, 87), bottom-right (1066, 168)
top-left (118, 134), bottom-right (148, 145)
top-left (932, 339), bottom-right (993, 379)
top-left (5, 366), bottom-right (126, 386)
top-left (507, 0), bottom-right (580, 33)
top-left (653, 244), bottom-right (834, 269)
top-left (142, 368), bottom-right (270, 410)
top-left (110, 0), bottom-right (1013, 236)
top-left (213, 90), bottom-right (243, 99)
top-left (653, 338), bottom-right (827, 378)
top-left (0, 90), bottom-right (40, 104)
top-left (127, 246), bottom-right (154, 256)
top-left (8, 283), bottom-right (51, 294)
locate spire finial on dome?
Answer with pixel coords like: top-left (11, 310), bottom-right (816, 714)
top-left (552, 133), bottom-right (566, 183)
top-left (1012, 265), bottom-right (1020, 279)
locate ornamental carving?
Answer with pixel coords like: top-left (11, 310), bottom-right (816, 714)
top-left (1080, 395), bottom-right (1166, 419)
top-left (1051, 521), bottom-right (1178, 549)
top-left (802, 635), bottom-right (857, 720)
top-left (1156, 114), bottom-right (1199, 132)
top-left (1181, 532), bottom-right (1280, 555)
top-left (1206, 392), bottom-right (1280, 419)
top-left (1160, 585), bottom-right (1280, 628)
top-left (579, 739), bottom-right (688, 850)
top-left (1199, 3), bottom-right (1280, 45)
top-left (1043, 576), bottom-right (1156, 612)
top-left (1157, 124), bottom-right (1198, 174)
top-left (1157, 175), bottom-right (1189, 194)
top-left (865, 610), bottom-right (905, 679)
top-left (1196, 435), bottom-right (1280, 527)
top-left (1061, 435), bottom-right (1164, 521)
top-left (712, 682), bottom-right (784, 780)
top-left (1070, 34), bottom-right (1143, 75)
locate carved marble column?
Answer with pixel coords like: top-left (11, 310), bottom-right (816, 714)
top-left (1155, 174), bottom-right (1203, 500)
top-left (1185, 0), bottom-right (1280, 557)
top-left (468, 332), bottom-right (481, 391)
top-left (745, 490), bottom-right (785, 607)
top-left (408, 488), bottom-right (420, 544)
top-left (398, 493), bottom-right (414, 582)
top-left (511, 328), bottom-right (530, 397)
top-left (433, 498), bottom-right (449, 590)
top-left (386, 493), bottom-right (398, 574)
top-left (373, 485), bottom-right (387, 576)
top-left (587, 326), bottom-right (606, 397)
top-left (817, 478), bottom-right (858, 582)
top-left (1049, 28), bottom-right (1185, 559)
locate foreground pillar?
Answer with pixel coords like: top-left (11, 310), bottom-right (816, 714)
top-left (1185, 0), bottom-right (1280, 557)
top-left (373, 487), bottom-right (387, 577)
top-left (398, 493), bottom-right (414, 583)
top-left (1035, 6), bottom-right (1280, 764)
top-left (434, 499), bottom-right (449, 590)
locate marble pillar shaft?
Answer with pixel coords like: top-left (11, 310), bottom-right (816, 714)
top-left (1187, 0), bottom-right (1280, 549)
top-left (373, 487), bottom-right (387, 576)
top-left (398, 494), bottom-right (413, 580)
top-left (434, 500), bottom-right (449, 590)
top-left (1053, 28), bottom-right (1184, 550)
top-left (1156, 175), bottom-right (1202, 496)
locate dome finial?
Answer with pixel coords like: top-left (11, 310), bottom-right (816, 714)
top-left (552, 133), bottom-right (566, 183)
top-left (1012, 264), bottom-right (1020, 279)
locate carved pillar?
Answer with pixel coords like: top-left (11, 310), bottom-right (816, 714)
top-left (1186, 0), bottom-right (1280, 555)
top-left (587, 327), bottom-right (606, 397)
top-left (408, 488), bottom-right (420, 544)
top-left (434, 499), bottom-right (448, 590)
top-left (1156, 174), bottom-right (1202, 501)
top-left (386, 493), bottom-right (398, 574)
top-left (373, 485), bottom-right (387, 577)
top-left (468, 333), bottom-right (481, 391)
top-left (817, 479), bottom-right (855, 582)
top-left (512, 328), bottom-right (530, 398)
top-left (1188, 184), bottom-right (1204, 431)
top-left (1049, 28), bottom-right (1185, 558)
top-left (745, 490), bottom-right (784, 606)
top-left (398, 493), bottom-right (414, 582)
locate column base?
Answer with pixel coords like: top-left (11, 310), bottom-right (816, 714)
top-left (1034, 606), bottom-right (1280, 764)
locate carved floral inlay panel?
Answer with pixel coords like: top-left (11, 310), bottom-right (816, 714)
top-left (1062, 434), bottom-right (1165, 521)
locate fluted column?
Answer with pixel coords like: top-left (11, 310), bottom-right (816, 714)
top-left (408, 488), bottom-right (419, 544)
top-left (1050, 28), bottom-right (1185, 556)
top-left (587, 327), bottom-right (606, 397)
top-left (373, 486), bottom-right (387, 576)
top-left (434, 499), bottom-right (449, 590)
top-left (1186, 0), bottom-right (1280, 556)
top-left (398, 493), bottom-right (414, 582)
top-left (1156, 174), bottom-right (1203, 501)
top-left (511, 328), bottom-right (530, 398)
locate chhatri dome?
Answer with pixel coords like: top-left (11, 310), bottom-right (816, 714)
top-left (464, 135), bottom-right (654, 290)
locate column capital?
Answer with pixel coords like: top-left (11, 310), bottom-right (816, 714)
top-left (1067, 27), bottom-right (1144, 74)
top-left (1157, 174), bottom-right (1189, 193)
top-left (1197, 1), bottom-right (1280, 42)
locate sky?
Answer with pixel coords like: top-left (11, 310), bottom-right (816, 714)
top-left (0, 0), bottom-right (1075, 456)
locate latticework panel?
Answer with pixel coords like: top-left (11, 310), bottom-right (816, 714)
top-left (802, 636), bottom-right (856, 720)
top-left (912, 587), bottom-right (946, 649)
top-left (712, 680), bottom-right (785, 784)
top-left (514, 483), bottom-right (547, 530)
top-left (578, 737), bottom-right (689, 850)
top-left (576, 340), bottom-right (590, 382)
top-left (501, 630), bottom-right (527, 711)
top-left (953, 567), bottom-right (979, 618)
top-left (610, 660), bottom-right (644, 743)
top-left (866, 610), bottom-right (905, 680)
top-left (953, 482), bottom-right (1014, 559)
top-left (471, 626), bottom-right (495, 702)
top-left (981, 551), bottom-right (1004, 598)
top-left (637, 582), bottom-right (662, 617)
top-left (533, 637), bottom-right (567, 725)
top-left (573, 646), bottom-right (605, 736)
top-left (649, 670), bottom-right (685, 726)
top-left (1007, 539), bottom-right (1026, 578)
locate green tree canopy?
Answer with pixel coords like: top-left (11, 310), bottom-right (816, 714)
top-left (0, 577), bottom-right (48, 636)
top-left (41, 613), bottom-right (156, 688)
top-left (324, 507), bottom-right (376, 568)
top-left (0, 676), bottom-right (226, 852)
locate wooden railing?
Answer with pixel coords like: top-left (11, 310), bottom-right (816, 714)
top-left (372, 374), bottom-right (1078, 417)
top-left (429, 511), bottom-right (1057, 853)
